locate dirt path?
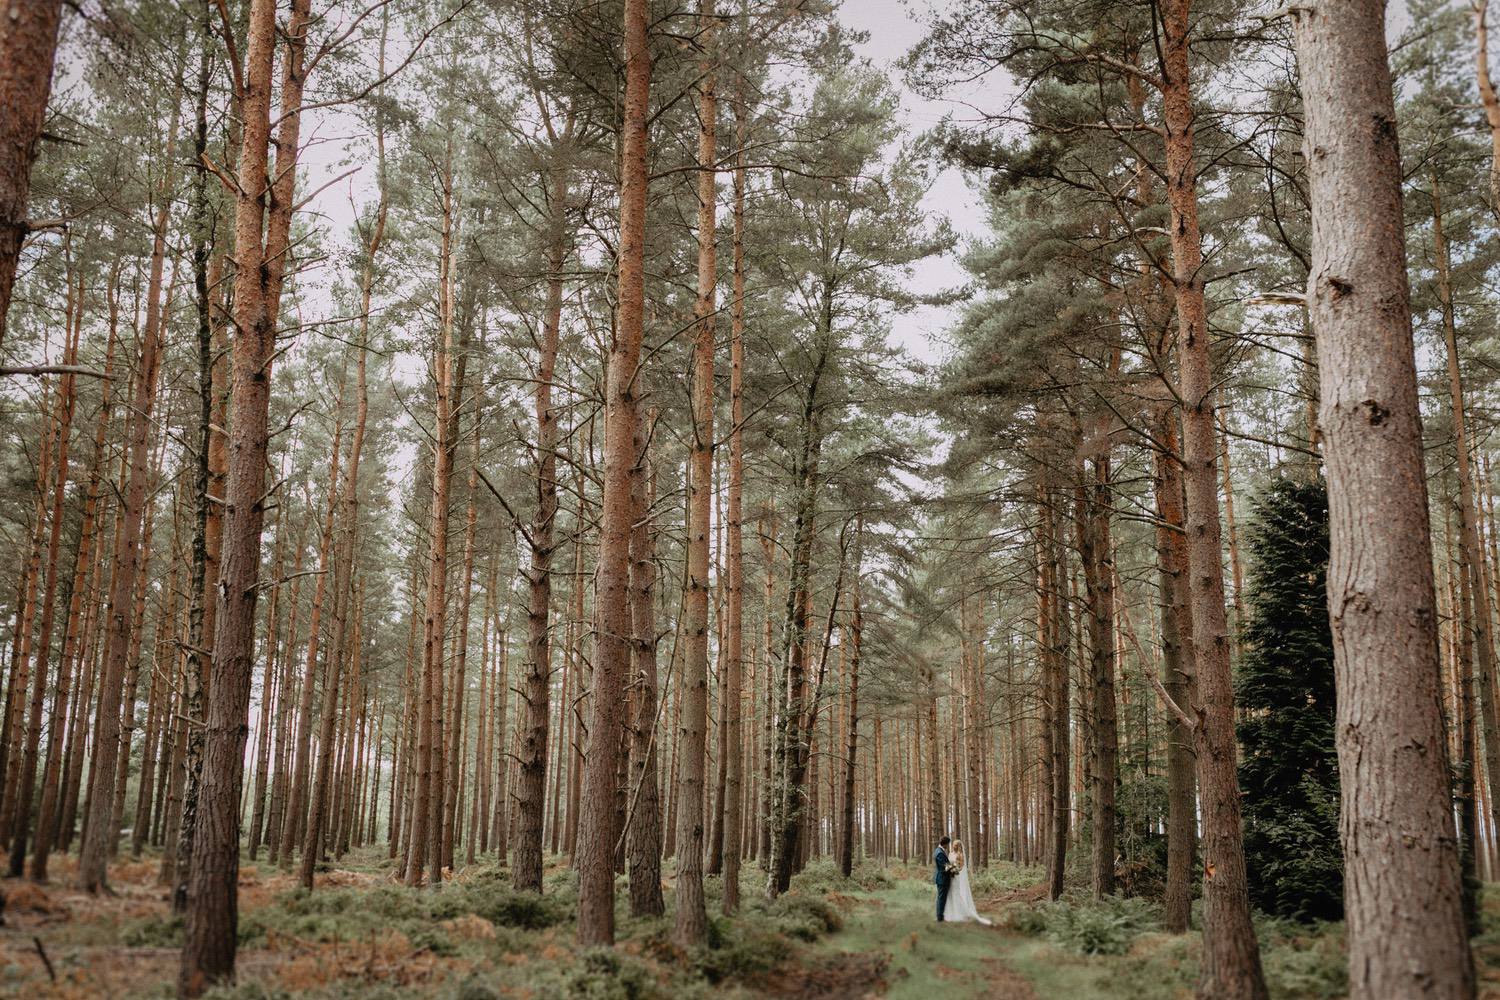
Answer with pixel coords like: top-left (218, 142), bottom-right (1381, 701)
top-left (805, 880), bottom-right (1038, 1000)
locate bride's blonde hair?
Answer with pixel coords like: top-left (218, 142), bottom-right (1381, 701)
top-left (951, 839), bottom-right (965, 857)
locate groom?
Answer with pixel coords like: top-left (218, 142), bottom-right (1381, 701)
top-left (933, 835), bottom-right (953, 922)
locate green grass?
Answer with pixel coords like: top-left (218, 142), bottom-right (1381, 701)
top-left (806, 861), bottom-right (1350, 1000)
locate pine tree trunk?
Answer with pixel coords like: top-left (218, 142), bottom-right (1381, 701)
top-left (173, 4), bottom-right (227, 907)
top-left (179, 0), bottom-right (308, 990)
top-left (0, 0), bottom-right (64, 351)
top-left (1474, 1), bottom-right (1500, 220)
top-left (721, 83), bottom-right (749, 912)
top-left (31, 291), bottom-right (117, 879)
top-left (406, 146), bottom-right (459, 889)
top-left (78, 150), bottom-right (174, 893)
top-left (1292, 4), bottom-right (1475, 995)
top-left (838, 525), bottom-right (863, 878)
top-left (1039, 478), bottom-right (1069, 901)
top-left (1154, 407), bottom-right (1197, 934)
top-left (1075, 454), bottom-right (1116, 898)
top-left (578, 117), bottom-right (648, 927)
top-left (513, 147), bottom-right (571, 894)
top-left (673, 0), bottom-right (715, 947)
top-left (7, 296), bottom-right (82, 875)
top-left (627, 437), bottom-right (665, 917)
top-left (1158, 3), bottom-right (1267, 993)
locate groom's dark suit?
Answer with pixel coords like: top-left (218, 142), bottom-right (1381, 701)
top-left (934, 845), bottom-right (952, 921)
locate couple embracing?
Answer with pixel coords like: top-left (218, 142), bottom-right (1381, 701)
top-left (933, 835), bottom-right (991, 925)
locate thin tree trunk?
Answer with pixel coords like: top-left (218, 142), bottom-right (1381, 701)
top-left (78, 133), bottom-right (175, 892)
top-left (1155, 407), bottom-right (1197, 934)
top-left (721, 77), bottom-right (749, 912)
top-left (7, 289), bottom-right (82, 875)
top-left (673, 0), bottom-right (714, 948)
top-left (627, 438), bottom-right (664, 917)
top-left (838, 524), bottom-right (863, 878)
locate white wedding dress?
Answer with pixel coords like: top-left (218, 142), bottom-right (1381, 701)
top-left (945, 864), bottom-right (993, 925)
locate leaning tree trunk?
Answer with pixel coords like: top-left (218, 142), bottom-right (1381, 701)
top-left (1292, 5), bottom-right (1475, 997)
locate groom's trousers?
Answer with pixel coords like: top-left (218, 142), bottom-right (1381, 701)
top-left (935, 877), bottom-right (950, 921)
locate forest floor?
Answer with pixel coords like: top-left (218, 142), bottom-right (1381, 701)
top-left (2, 849), bottom-right (1499, 999)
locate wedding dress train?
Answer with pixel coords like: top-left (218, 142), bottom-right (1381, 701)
top-left (944, 865), bottom-right (993, 925)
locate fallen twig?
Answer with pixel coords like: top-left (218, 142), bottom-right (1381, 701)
top-left (33, 937), bottom-right (56, 982)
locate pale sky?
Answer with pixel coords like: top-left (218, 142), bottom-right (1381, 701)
top-left (836, 0), bottom-right (1011, 366)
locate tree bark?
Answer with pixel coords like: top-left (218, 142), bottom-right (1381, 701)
top-left (1158, 3), bottom-right (1267, 994)
top-left (0, 0), bottom-right (64, 351)
top-left (627, 426), bottom-right (664, 917)
top-left (674, 0), bottom-right (714, 948)
top-left (1292, 4), bottom-right (1475, 996)
top-left (721, 77), bottom-right (749, 912)
top-left (577, 118), bottom-right (647, 925)
top-left (7, 287), bottom-right (82, 875)
top-left (77, 131), bottom-right (175, 893)
top-left (179, 0), bottom-right (309, 991)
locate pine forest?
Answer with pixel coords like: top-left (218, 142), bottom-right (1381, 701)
top-left (0, 1), bottom-right (1495, 998)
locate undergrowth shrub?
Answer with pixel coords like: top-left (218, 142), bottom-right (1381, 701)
top-left (691, 890), bottom-right (842, 983)
top-left (767, 894), bottom-right (843, 940)
top-left (787, 858), bottom-right (893, 894)
top-left (696, 915), bottom-right (793, 982)
top-left (237, 878), bottom-right (569, 948)
top-left (123, 912), bottom-right (184, 947)
top-left (967, 863), bottom-right (1043, 898)
top-left (1004, 894), bottom-right (1161, 955)
top-left (560, 948), bottom-right (661, 999)
top-left (1257, 917), bottom-right (1347, 999)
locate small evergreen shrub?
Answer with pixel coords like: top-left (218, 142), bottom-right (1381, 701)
top-left (1237, 477), bottom-right (1343, 922)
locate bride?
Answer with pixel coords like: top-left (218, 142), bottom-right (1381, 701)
top-left (944, 839), bottom-right (993, 925)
